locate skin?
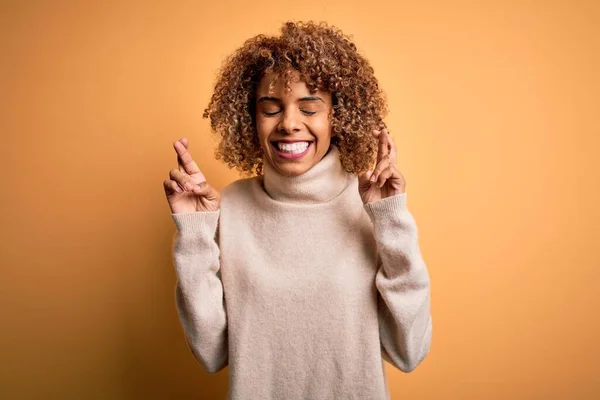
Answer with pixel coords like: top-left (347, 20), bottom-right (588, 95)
top-left (357, 128), bottom-right (406, 205)
top-left (164, 76), bottom-right (407, 213)
top-left (255, 71), bottom-right (334, 177)
top-left (164, 128), bottom-right (406, 214)
top-left (164, 137), bottom-right (221, 214)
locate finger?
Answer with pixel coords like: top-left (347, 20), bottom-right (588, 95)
top-left (169, 168), bottom-right (198, 191)
top-left (193, 181), bottom-right (216, 198)
top-left (179, 138), bottom-right (190, 172)
top-left (194, 181), bottom-right (221, 203)
top-left (370, 155), bottom-right (391, 183)
top-left (358, 170), bottom-right (374, 192)
top-left (175, 138), bottom-right (188, 172)
top-left (163, 179), bottom-right (183, 195)
top-left (175, 140), bottom-right (187, 173)
top-left (377, 166), bottom-right (394, 188)
top-left (174, 140), bottom-right (204, 179)
top-left (378, 129), bottom-right (390, 164)
top-left (388, 134), bottom-right (397, 166)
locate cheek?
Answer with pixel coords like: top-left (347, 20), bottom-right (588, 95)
top-left (308, 115), bottom-right (332, 137)
top-left (256, 117), bottom-right (274, 140)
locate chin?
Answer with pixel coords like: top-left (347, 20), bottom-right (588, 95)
top-left (262, 140), bottom-right (328, 176)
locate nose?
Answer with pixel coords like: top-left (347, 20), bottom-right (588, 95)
top-left (277, 109), bottom-right (302, 134)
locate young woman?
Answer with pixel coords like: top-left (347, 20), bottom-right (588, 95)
top-left (163, 21), bottom-right (432, 400)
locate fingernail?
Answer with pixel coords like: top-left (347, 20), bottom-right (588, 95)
top-left (370, 174), bottom-right (377, 182)
top-left (175, 186), bottom-right (183, 193)
top-left (184, 182), bottom-right (192, 190)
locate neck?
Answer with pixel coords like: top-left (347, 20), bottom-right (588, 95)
top-left (261, 145), bottom-right (350, 204)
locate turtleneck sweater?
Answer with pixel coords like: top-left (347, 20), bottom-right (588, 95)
top-left (170, 145), bottom-right (432, 400)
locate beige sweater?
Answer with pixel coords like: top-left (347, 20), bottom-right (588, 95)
top-left (170, 145), bottom-right (432, 400)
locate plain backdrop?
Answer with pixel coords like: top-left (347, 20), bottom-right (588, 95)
top-left (1, 0), bottom-right (598, 399)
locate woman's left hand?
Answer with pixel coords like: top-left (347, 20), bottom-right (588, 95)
top-left (358, 128), bottom-right (406, 205)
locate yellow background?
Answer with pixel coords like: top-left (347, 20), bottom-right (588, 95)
top-left (1, 0), bottom-right (598, 399)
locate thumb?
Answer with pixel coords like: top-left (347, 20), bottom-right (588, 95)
top-left (358, 170), bottom-right (373, 192)
top-left (193, 181), bottom-right (221, 201)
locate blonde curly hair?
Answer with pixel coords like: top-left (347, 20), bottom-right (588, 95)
top-left (203, 20), bottom-right (388, 176)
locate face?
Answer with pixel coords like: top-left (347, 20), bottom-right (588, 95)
top-left (255, 71), bottom-right (334, 177)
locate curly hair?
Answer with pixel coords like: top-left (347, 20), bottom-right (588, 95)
top-left (203, 20), bottom-right (388, 176)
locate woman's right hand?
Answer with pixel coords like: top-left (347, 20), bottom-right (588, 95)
top-left (163, 137), bottom-right (221, 214)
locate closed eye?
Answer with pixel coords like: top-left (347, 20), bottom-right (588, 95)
top-left (263, 110), bottom-right (316, 117)
top-left (263, 110), bottom-right (281, 116)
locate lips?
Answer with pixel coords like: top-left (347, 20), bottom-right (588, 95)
top-left (270, 141), bottom-right (312, 160)
top-left (271, 139), bottom-right (314, 144)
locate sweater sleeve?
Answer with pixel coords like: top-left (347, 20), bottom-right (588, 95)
top-left (364, 192), bottom-right (432, 373)
top-left (170, 210), bottom-right (228, 374)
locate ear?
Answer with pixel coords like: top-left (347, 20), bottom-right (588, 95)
top-left (327, 108), bottom-right (334, 121)
top-left (327, 110), bottom-right (336, 135)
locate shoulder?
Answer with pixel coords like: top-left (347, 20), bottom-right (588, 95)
top-left (219, 176), bottom-right (263, 218)
top-left (221, 176), bottom-right (261, 200)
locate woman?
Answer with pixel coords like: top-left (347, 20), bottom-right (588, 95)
top-left (163, 21), bottom-right (432, 400)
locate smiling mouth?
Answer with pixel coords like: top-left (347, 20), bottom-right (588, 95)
top-left (270, 141), bottom-right (313, 159)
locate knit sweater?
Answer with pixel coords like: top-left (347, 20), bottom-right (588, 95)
top-left (170, 145), bottom-right (432, 400)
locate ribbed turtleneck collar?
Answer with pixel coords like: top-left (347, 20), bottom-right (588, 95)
top-left (261, 144), bottom-right (350, 204)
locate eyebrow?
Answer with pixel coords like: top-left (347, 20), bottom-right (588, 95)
top-left (257, 96), bottom-right (324, 103)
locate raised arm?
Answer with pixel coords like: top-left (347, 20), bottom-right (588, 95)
top-left (359, 129), bottom-right (432, 373)
top-left (164, 137), bottom-right (227, 373)
top-left (171, 210), bottom-right (228, 373)
top-left (365, 192), bottom-right (432, 373)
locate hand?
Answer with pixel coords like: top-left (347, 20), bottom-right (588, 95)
top-left (163, 137), bottom-right (221, 214)
top-left (358, 128), bottom-right (406, 205)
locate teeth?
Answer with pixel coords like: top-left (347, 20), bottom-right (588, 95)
top-left (277, 141), bottom-right (310, 153)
